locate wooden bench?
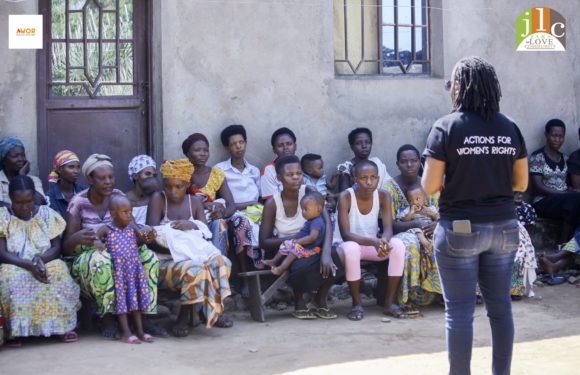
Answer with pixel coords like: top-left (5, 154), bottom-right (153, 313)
top-left (238, 270), bottom-right (289, 322)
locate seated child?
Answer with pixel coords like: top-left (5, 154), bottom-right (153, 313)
top-left (263, 191), bottom-right (326, 276)
top-left (95, 196), bottom-right (154, 344)
top-left (302, 153), bottom-right (337, 212)
top-left (399, 186), bottom-right (439, 253)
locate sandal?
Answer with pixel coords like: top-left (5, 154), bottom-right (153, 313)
top-left (292, 309), bottom-right (317, 320)
top-left (171, 324), bottom-right (190, 338)
top-left (142, 320), bottom-right (169, 338)
top-left (403, 305), bottom-right (420, 316)
top-left (213, 314), bottom-right (234, 328)
top-left (384, 305), bottom-right (408, 319)
top-left (138, 333), bottom-right (154, 343)
top-left (60, 331), bottom-right (79, 343)
top-left (121, 335), bottom-right (141, 344)
top-left (346, 305), bottom-right (364, 321)
top-left (313, 307), bottom-right (338, 319)
top-left (100, 326), bottom-right (119, 341)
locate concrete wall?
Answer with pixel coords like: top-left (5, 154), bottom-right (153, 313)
top-left (160, 0), bottom-right (580, 177)
top-left (0, 1), bottom-right (39, 174)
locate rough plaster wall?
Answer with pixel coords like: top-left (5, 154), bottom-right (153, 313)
top-left (161, 0), bottom-right (579, 177)
top-left (0, 1), bottom-right (39, 174)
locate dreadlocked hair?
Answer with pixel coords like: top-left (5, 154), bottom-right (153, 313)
top-left (451, 56), bottom-right (502, 121)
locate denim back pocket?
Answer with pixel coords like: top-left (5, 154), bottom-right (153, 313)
top-left (500, 227), bottom-right (520, 254)
top-left (444, 228), bottom-right (481, 257)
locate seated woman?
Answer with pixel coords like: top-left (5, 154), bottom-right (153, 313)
top-left (260, 127), bottom-right (298, 200)
top-left (215, 125), bottom-right (262, 267)
top-left (125, 155), bottom-right (160, 225)
top-left (337, 160), bottom-right (406, 320)
top-left (146, 159), bottom-right (233, 335)
top-left (336, 128), bottom-right (391, 193)
top-left (47, 150), bottom-right (86, 218)
top-left (0, 175), bottom-right (79, 346)
top-left (0, 137), bottom-right (46, 205)
top-left (260, 155), bottom-right (344, 320)
top-left (182, 133), bottom-right (255, 261)
top-left (62, 154), bottom-right (160, 340)
top-left (381, 145), bottom-right (442, 310)
top-left (530, 119), bottom-right (580, 242)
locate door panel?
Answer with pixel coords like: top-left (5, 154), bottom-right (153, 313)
top-left (37, 0), bottom-right (150, 191)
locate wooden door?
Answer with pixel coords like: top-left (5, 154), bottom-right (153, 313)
top-left (37, 0), bottom-right (151, 191)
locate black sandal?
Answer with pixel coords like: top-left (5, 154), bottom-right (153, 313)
top-left (213, 315), bottom-right (234, 328)
top-left (347, 305), bottom-right (364, 321)
top-left (171, 324), bottom-right (190, 338)
top-left (384, 305), bottom-right (409, 319)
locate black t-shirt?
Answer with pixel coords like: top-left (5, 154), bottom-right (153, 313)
top-left (568, 149), bottom-right (580, 176)
top-left (424, 111), bottom-right (527, 222)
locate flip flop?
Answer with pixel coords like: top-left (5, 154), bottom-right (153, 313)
top-left (171, 324), bottom-right (190, 338)
top-left (138, 334), bottom-right (154, 343)
top-left (313, 307), bottom-right (338, 319)
top-left (346, 305), bottom-right (364, 321)
top-left (100, 326), bottom-right (119, 341)
top-left (292, 309), bottom-right (317, 320)
top-left (213, 315), bottom-right (234, 328)
top-left (545, 275), bottom-right (566, 286)
top-left (403, 305), bottom-right (420, 315)
top-left (142, 320), bottom-right (169, 338)
top-left (60, 331), bottom-right (79, 343)
top-left (121, 335), bottom-right (141, 344)
top-left (384, 305), bottom-right (409, 319)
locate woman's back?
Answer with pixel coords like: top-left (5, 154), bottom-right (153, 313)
top-left (424, 111), bottom-right (526, 222)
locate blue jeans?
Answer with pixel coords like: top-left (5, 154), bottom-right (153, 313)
top-left (434, 219), bottom-right (519, 375)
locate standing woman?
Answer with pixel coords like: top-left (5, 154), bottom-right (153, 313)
top-left (0, 137), bottom-right (46, 205)
top-left (46, 150), bottom-right (86, 218)
top-left (422, 57), bottom-right (528, 375)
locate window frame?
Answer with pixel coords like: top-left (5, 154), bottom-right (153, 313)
top-left (334, 0), bottom-right (432, 77)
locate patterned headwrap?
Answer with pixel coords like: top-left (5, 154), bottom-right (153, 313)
top-left (81, 153), bottom-right (114, 178)
top-left (48, 150), bottom-right (80, 183)
top-left (160, 159), bottom-right (194, 183)
top-left (0, 137), bottom-right (25, 171)
top-left (128, 155), bottom-right (157, 181)
top-left (181, 133), bottom-right (209, 157)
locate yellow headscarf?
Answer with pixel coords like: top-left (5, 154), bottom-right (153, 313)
top-left (159, 159), bottom-right (193, 183)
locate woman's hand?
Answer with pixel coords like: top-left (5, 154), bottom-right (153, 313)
top-left (206, 202), bottom-right (226, 220)
top-left (74, 229), bottom-right (99, 247)
top-left (320, 252), bottom-right (338, 279)
top-left (29, 256), bottom-right (49, 284)
top-left (18, 161), bottom-right (31, 176)
top-left (136, 226), bottom-right (156, 244)
top-left (170, 220), bottom-right (198, 231)
top-left (421, 221), bottom-right (437, 238)
top-left (377, 238), bottom-right (392, 258)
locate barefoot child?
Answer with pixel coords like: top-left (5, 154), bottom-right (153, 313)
top-left (263, 191), bottom-right (326, 275)
top-left (399, 186), bottom-right (439, 253)
top-left (95, 196), bottom-right (153, 344)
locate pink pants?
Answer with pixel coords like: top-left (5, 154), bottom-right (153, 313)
top-left (340, 238), bottom-right (405, 281)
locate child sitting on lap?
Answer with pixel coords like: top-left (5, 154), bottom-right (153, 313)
top-left (263, 191), bottom-right (326, 276)
top-left (302, 153), bottom-right (337, 212)
top-left (399, 186), bottom-right (439, 253)
top-left (95, 196), bottom-right (155, 344)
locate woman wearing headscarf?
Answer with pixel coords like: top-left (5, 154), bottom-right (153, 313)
top-left (146, 159), bottom-right (232, 336)
top-left (0, 137), bottom-right (45, 205)
top-left (61, 153), bottom-right (160, 339)
top-left (46, 150), bottom-right (86, 218)
top-left (125, 155), bottom-right (160, 225)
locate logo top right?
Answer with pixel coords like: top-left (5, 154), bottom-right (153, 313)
top-left (516, 7), bottom-right (566, 51)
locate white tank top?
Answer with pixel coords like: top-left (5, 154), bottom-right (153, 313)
top-left (348, 187), bottom-right (379, 238)
top-left (273, 185), bottom-right (307, 238)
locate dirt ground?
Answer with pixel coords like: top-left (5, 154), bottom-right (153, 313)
top-left (2, 283), bottom-right (579, 375)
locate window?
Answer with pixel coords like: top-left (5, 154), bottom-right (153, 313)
top-left (334, 0), bottom-right (430, 76)
top-left (50, 0), bottom-right (135, 97)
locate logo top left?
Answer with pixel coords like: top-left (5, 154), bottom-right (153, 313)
top-left (9, 15), bottom-right (43, 49)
